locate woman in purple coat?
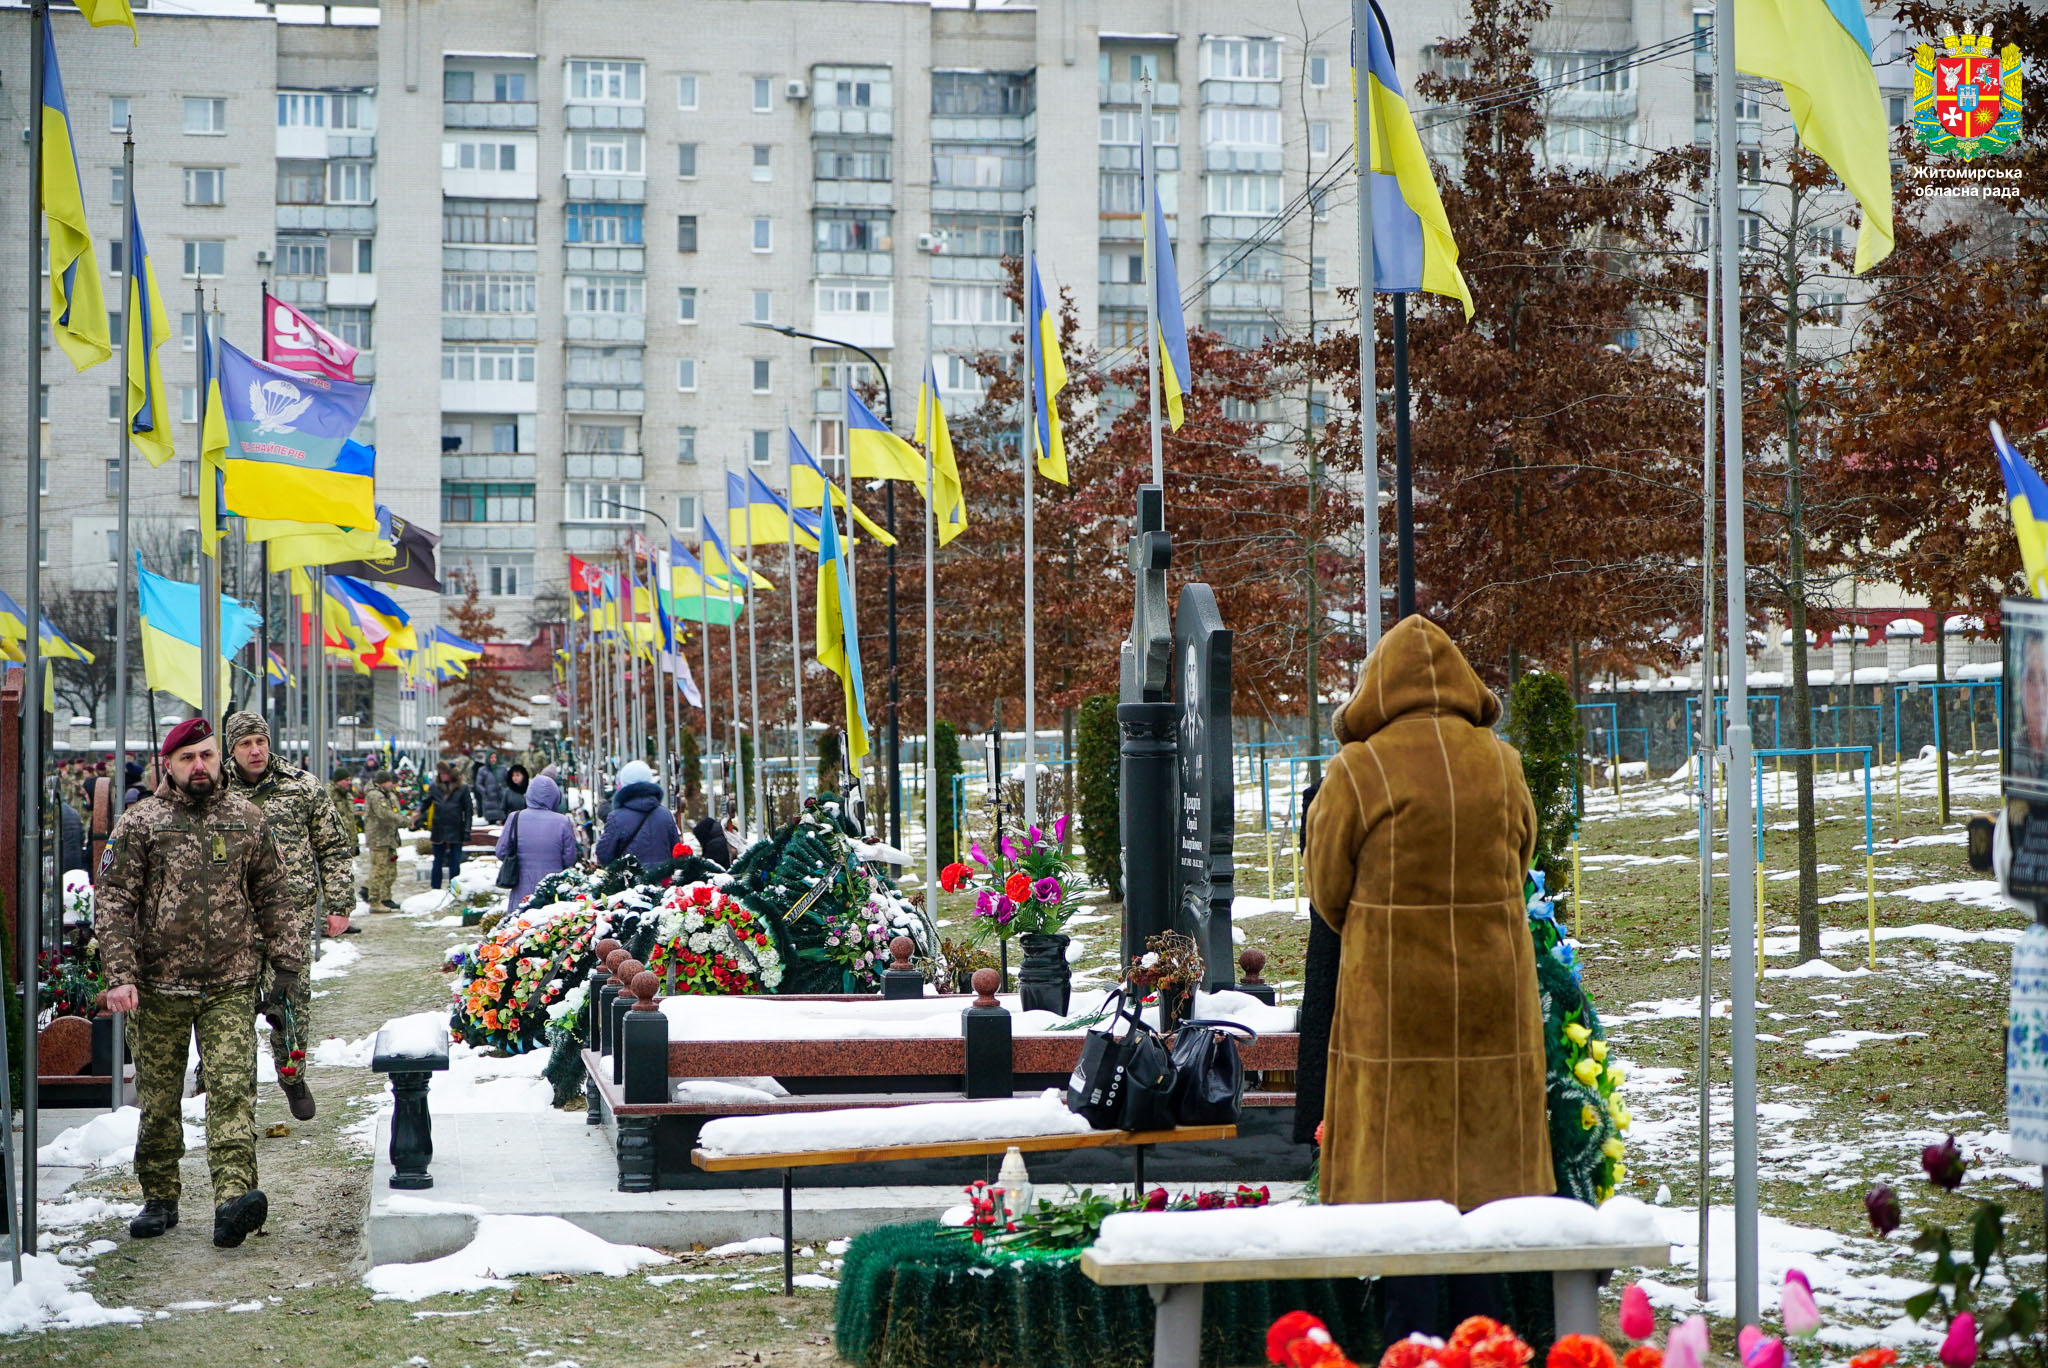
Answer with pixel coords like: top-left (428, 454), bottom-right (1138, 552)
top-left (494, 773), bottom-right (580, 912)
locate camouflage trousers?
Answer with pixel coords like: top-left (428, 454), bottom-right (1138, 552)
top-left (367, 845), bottom-right (397, 903)
top-left (260, 921), bottom-right (318, 1087)
top-left (129, 984), bottom-right (258, 1205)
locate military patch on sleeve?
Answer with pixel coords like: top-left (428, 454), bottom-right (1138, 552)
top-left (97, 837), bottom-right (117, 877)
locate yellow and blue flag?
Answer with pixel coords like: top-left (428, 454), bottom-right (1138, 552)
top-left (1995, 422), bottom-right (2048, 598)
top-left (846, 385), bottom-right (925, 483)
top-left (1358, 0), bottom-right (1475, 318)
top-left (728, 469), bottom-right (823, 551)
top-left (816, 502), bottom-right (869, 765)
top-left (1026, 259), bottom-right (1069, 484)
top-left (330, 574), bottom-right (416, 666)
top-left (199, 312), bottom-right (230, 555)
top-left (242, 513), bottom-right (391, 574)
top-left (1141, 139), bottom-right (1191, 430)
top-left (266, 648), bottom-right (294, 687)
top-left (40, 25), bottom-right (111, 373)
top-left (788, 430), bottom-right (897, 545)
top-left (668, 537), bottom-right (745, 626)
top-left (215, 337), bottom-right (376, 528)
top-left (123, 197), bottom-right (175, 467)
top-left (914, 363), bottom-right (968, 544)
top-left (1736, 0), bottom-right (1893, 272)
top-left (75, 0), bottom-right (139, 42)
top-left (136, 556), bottom-right (261, 710)
top-left (703, 513), bottom-right (774, 592)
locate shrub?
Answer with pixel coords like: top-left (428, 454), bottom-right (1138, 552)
top-left (932, 721), bottom-right (963, 865)
top-left (1506, 671), bottom-right (1581, 893)
top-left (1076, 693), bottom-right (1123, 901)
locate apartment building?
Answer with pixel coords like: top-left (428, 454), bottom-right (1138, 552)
top-left (1, 0), bottom-right (1918, 731)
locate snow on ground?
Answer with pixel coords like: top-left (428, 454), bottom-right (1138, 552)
top-left (1802, 1029), bottom-right (1929, 1058)
top-left (364, 1213), bottom-right (669, 1301)
top-left (310, 938), bottom-right (361, 982)
top-left (698, 1089), bottom-right (1093, 1157)
top-left (36, 1107), bottom-right (199, 1170)
top-left (0, 1254), bottom-right (142, 1335)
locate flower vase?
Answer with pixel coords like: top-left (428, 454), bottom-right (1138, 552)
top-left (1016, 932), bottom-right (1071, 1016)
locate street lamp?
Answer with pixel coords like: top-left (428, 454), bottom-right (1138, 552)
top-left (743, 320), bottom-right (905, 854)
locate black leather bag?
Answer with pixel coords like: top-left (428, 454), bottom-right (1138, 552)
top-left (494, 813), bottom-right (522, 889)
top-left (1066, 988), bottom-right (1149, 1128)
top-left (1118, 1023), bottom-right (1181, 1131)
top-left (1167, 1019), bottom-right (1255, 1125)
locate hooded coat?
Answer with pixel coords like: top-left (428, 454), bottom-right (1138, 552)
top-left (494, 775), bottom-right (579, 912)
top-left (1303, 615), bottom-right (1553, 1210)
top-left (595, 779), bottom-right (680, 868)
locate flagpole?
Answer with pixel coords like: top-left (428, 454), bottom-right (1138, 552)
top-left (1715, 0), bottom-right (1761, 1326)
top-left (785, 444), bottom-right (805, 801)
top-left (563, 595), bottom-right (579, 784)
top-left (1021, 215), bottom-right (1039, 829)
top-left (1392, 295), bottom-right (1414, 619)
top-left (1141, 79), bottom-right (1164, 492)
top-left (697, 534), bottom-right (714, 809)
top-left (743, 520), bottom-right (765, 840)
top-left (1354, 0), bottom-right (1382, 650)
top-left (308, 565), bottom-right (324, 780)
top-left (1694, 103), bottom-right (1720, 1303)
top-left (923, 294), bottom-right (939, 908)
top-left (649, 539), bottom-right (667, 797)
top-left (837, 420), bottom-right (866, 817)
top-left (112, 123), bottom-right (134, 820)
top-left (199, 288), bottom-right (221, 732)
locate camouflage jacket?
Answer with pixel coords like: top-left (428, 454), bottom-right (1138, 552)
top-left (96, 782), bottom-right (299, 993)
top-left (226, 756), bottom-right (356, 929)
top-left (363, 787), bottom-right (403, 846)
top-left (331, 791), bottom-right (361, 846)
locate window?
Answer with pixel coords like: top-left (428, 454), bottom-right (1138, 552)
top-left (1541, 52), bottom-right (1634, 92)
top-left (108, 386), bottom-right (123, 421)
top-left (1308, 121), bottom-right (1330, 157)
top-left (277, 161), bottom-right (324, 204)
top-left (441, 344), bottom-right (537, 382)
top-left (1201, 108), bottom-right (1282, 148)
top-left (815, 280), bottom-right (890, 314)
top-left (442, 70), bottom-right (474, 101)
top-left (445, 140), bottom-right (519, 171)
top-left (752, 77), bottom-right (772, 112)
top-left (106, 459), bottom-right (122, 496)
top-left (109, 96), bottom-right (130, 133)
top-left (751, 359), bottom-right (772, 393)
top-left (1205, 173), bottom-right (1284, 215)
top-left (1308, 54), bottom-right (1330, 88)
top-left (814, 139), bottom-right (891, 181)
top-left (564, 202), bottom-right (642, 244)
top-left (182, 167), bottom-right (225, 206)
top-left (1099, 250), bottom-right (1145, 285)
top-left (1737, 86), bottom-right (1763, 123)
top-left (564, 274), bottom-right (645, 314)
top-left (932, 213), bottom-right (1021, 257)
top-left (38, 385), bottom-right (48, 421)
top-left (110, 165), bottom-right (126, 206)
top-left (493, 74), bottom-right (527, 103)
top-left (1737, 146), bottom-right (1762, 186)
top-left (815, 67), bottom-right (891, 109)
top-left (749, 430), bottom-right (772, 465)
top-left (750, 290), bottom-right (772, 323)
top-left (931, 282), bottom-right (1020, 325)
top-left (567, 60), bottom-right (643, 103)
top-left (1804, 290), bottom-right (1846, 327)
top-left (445, 199), bottom-right (538, 244)
top-left (182, 240), bottom-right (224, 277)
top-left (1098, 109), bottom-right (1179, 146)
top-left (677, 75), bottom-right (699, 110)
top-left (677, 358), bottom-right (698, 391)
top-left (109, 238), bottom-right (124, 276)
top-left (180, 386), bottom-right (199, 423)
top-left (277, 238), bottom-right (327, 276)
top-left (332, 237), bottom-right (374, 274)
top-left (183, 97), bottom-right (226, 134)
top-left (564, 482), bottom-right (646, 522)
top-left (570, 423), bottom-right (632, 453)
top-left (566, 131), bottom-right (644, 175)
top-left (277, 92), bottom-right (326, 127)
top-left (328, 161), bottom-right (375, 203)
top-left (677, 143), bottom-right (698, 177)
top-left (179, 459), bottom-right (199, 497)
top-left (445, 553), bottom-right (535, 598)
top-left (752, 144), bottom-right (773, 181)
top-left (442, 482), bottom-right (536, 522)
top-left (564, 346), bottom-right (642, 385)
top-left (442, 273), bottom-right (536, 313)
top-left (1311, 187), bottom-right (1330, 221)
top-left (676, 215), bottom-right (699, 253)
top-left (1543, 122), bottom-right (1631, 161)
top-left (677, 426), bottom-right (698, 463)
top-left (815, 211), bottom-right (891, 253)
top-left (327, 307), bottom-right (372, 351)
top-left (1311, 256), bottom-right (1329, 289)
top-left (1739, 212), bottom-right (1761, 249)
top-left (937, 353), bottom-right (986, 398)
top-left (677, 287), bottom-right (698, 323)
top-left (1201, 39), bottom-right (1281, 82)
top-left (677, 494), bottom-right (699, 528)
top-left (751, 218), bottom-right (773, 252)
top-left (931, 71), bottom-right (1033, 116)
top-left (1887, 92), bottom-right (1907, 126)
top-left (931, 142), bottom-right (1029, 189)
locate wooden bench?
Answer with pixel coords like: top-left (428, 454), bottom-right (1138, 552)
top-left (692, 1120), bottom-right (1236, 1296)
top-left (1079, 1201), bottom-right (1670, 1368)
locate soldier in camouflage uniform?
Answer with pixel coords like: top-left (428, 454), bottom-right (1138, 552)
top-left (363, 770), bottom-right (403, 909)
top-left (221, 710), bottom-right (355, 1122)
top-left (99, 716), bottom-right (298, 1248)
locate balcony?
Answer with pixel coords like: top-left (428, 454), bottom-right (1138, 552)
top-left (930, 187), bottom-right (1027, 214)
top-left (1203, 146), bottom-right (1283, 173)
top-left (564, 245), bottom-right (644, 273)
top-left (1198, 80), bottom-right (1281, 108)
top-left (562, 175), bottom-right (645, 202)
top-left (277, 204), bottom-right (375, 231)
top-left (327, 273), bottom-right (376, 307)
top-left (563, 387), bottom-right (645, 414)
top-left (270, 277), bottom-right (325, 307)
top-left (328, 133), bottom-right (375, 158)
top-left (564, 453), bottom-right (643, 479)
top-left (565, 313), bottom-right (646, 343)
top-left (812, 107), bottom-right (894, 137)
top-left (1545, 88), bottom-right (1637, 121)
top-left (808, 308), bottom-right (892, 352)
top-left (442, 376), bottom-right (536, 414)
top-left (443, 524), bottom-right (538, 552)
top-left (564, 104), bottom-right (645, 130)
top-left (442, 315), bottom-right (539, 342)
top-left (1100, 144), bottom-right (1179, 172)
top-left (815, 179), bottom-right (895, 209)
top-left (813, 249), bottom-right (893, 277)
top-left (445, 100), bottom-right (539, 129)
top-left (1100, 80), bottom-right (1180, 107)
top-left (930, 113), bottom-right (1034, 143)
top-left (443, 452), bottom-right (539, 480)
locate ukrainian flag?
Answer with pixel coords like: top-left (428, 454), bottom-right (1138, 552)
top-left (1736, 0), bottom-right (1893, 272)
top-left (816, 500), bottom-right (869, 764)
top-left (1027, 259), bottom-right (1070, 484)
top-left (215, 338), bottom-right (376, 529)
top-left (1995, 422), bottom-right (2048, 598)
top-left (330, 574), bottom-right (417, 665)
top-left (1142, 143), bottom-right (1192, 430)
top-left (242, 506), bottom-right (392, 574)
top-left (703, 515), bottom-right (774, 592)
top-left (668, 538), bottom-right (746, 626)
top-left (728, 469), bottom-right (823, 551)
top-left (136, 556), bottom-right (261, 710)
top-left (1358, 0), bottom-right (1475, 318)
top-left (124, 197), bottom-right (175, 468)
top-left (76, 0), bottom-right (139, 42)
top-left (788, 430), bottom-right (897, 545)
top-left (266, 648), bottom-right (294, 687)
top-left (915, 362), bottom-right (968, 545)
top-left (199, 312), bottom-right (229, 555)
top-left (40, 25), bottom-right (111, 373)
top-left (846, 385), bottom-right (925, 483)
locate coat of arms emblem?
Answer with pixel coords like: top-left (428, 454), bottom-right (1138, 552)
top-left (1914, 22), bottom-right (2024, 161)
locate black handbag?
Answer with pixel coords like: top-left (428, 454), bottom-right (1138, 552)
top-left (1118, 1022), bottom-right (1180, 1132)
top-left (1066, 988), bottom-right (1147, 1128)
top-left (1167, 1019), bottom-right (1255, 1126)
top-left (495, 813), bottom-right (522, 890)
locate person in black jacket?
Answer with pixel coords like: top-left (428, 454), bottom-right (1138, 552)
top-left (418, 764), bottom-right (476, 890)
top-left (691, 814), bottom-right (732, 867)
top-left (594, 761), bottom-right (681, 867)
top-left (58, 797), bottom-right (87, 877)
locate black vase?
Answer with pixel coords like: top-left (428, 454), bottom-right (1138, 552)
top-left (1016, 932), bottom-right (1072, 1016)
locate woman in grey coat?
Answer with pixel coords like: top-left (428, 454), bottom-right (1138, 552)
top-left (494, 774), bottom-right (580, 912)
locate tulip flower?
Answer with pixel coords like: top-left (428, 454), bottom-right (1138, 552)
top-left (1590, 1040), bottom-right (1609, 1063)
top-left (1618, 1283), bottom-right (1655, 1342)
top-left (1664, 1317), bottom-right (1709, 1368)
top-left (1027, 824), bottom-right (1045, 849)
top-left (1864, 1183), bottom-right (1902, 1236)
top-left (1922, 1135), bottom-right (1967, 1191)
top-left (1606, 1063), bottom-right (1626, 1087)
top-left (1574, 1058), bottom-right (1602, 1086)
top-left (1580, 1104), bottom-right (1600, 1130)
top-left (1742, 1335), bottom-right (1785, 1368)
top-left (1780, 1270), bottom-right (1821, 1339)
top-left (1737, 1327), bottom-right (1762, 1364)
top-left (1054, 813), bottom-right (1072, 844)
top-left (969, 841), bottom-right (989, 867)
top-left (1849, 1349), bottom-right (1899, 1368)
top-left (1000, 833), bottom-right (1020, 860)
top-left (1565, 1022), bottom-right (1592, 1046)
top-left (1603, 1138), bottom-right (1626, 1161)
top-left (1939, 1315), bottom-right (1977, 1368)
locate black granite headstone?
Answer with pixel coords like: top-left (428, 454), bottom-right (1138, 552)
top-left (1173, 584), bottom-right (1235, 990)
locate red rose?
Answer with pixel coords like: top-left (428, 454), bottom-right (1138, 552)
top-left (939, 862), bottom-right (973, 892)
top-left (1004, 871), bottom-right (1032, 903)
top-left (672, 841), bottom-right (694, 858)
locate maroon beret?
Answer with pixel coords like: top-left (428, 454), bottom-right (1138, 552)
top-left (161, 716), bottom-right (213, 759)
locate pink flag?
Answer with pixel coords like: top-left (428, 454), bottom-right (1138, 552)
top-left (263, 295), bottom-right (357, 380)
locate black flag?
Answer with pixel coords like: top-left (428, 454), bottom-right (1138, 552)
top-left (330, 507), bottom-right (441, 592)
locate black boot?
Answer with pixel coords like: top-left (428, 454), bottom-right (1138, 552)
top-left (128, 1199), bottom-right (178, 1239)
top-left (213, 1189), bottom-right (268, 1248)
top-left (283, 1078), bottom-right (316, 1121)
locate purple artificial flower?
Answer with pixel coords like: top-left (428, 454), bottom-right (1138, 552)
top-left (974, 889), bottom-right (996, 918)
top-left (1034, 876), bottom-right (1062, 905)
top-left (1053, 813), bottom-right (1071, 844)
top-left (994, 895), bottom-right (1017, 924)
top-left (1027, 825), bottom-right (1046, 851)
top-left (969, 840), bottom-right (989, 867)
top-left (1000, 833), bottom-right (1019, 860)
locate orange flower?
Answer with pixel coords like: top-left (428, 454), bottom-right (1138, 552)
top-left (1547, 1336), bottom-right (1620, 1368)
top-left (1623, 1348), bottom-right (1664, 1368)
top-left (1469, 1331), bottom-right (1533, 1368)
top-left (482, 1010), bottom-right (499, 1030)
top-left (1380, 1340), bottom-right (1445, 1368)
top-left (1451, 1320), bottom-right (1508, 1353)
top-left (1849, 1353), bottom-right (1899, 1368)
